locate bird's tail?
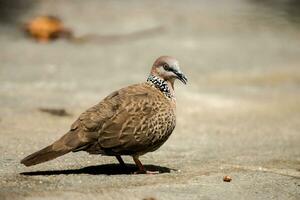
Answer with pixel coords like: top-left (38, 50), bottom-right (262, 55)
top-left (20, 144), bottom-right (71, 166)
top-left (21, 131), bottom-right (86, 167)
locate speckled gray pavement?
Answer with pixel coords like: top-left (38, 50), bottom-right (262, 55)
top-left (1, 0), bottom-right (300, 199)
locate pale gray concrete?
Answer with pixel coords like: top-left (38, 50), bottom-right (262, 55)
top-left (0, 0), bottom-right (300, 199)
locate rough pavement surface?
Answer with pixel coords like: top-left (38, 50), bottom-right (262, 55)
top-left (1, 0), bottom-right (300, 199)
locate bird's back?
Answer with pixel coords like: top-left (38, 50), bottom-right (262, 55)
top-left (72, 82), bottom-right (176, 156)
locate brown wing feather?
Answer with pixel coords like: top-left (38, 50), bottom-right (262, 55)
top-left (71, 83), bottom-right (175, 155)
top-left (97, 84), bottom-right (175, 155)
top-left (98, 93), bottom-right (154, 149)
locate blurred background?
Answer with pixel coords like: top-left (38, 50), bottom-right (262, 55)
top-left (1, 0), bottom-right (300, 106)
top-left (0, 0), bottom-right (300, 199)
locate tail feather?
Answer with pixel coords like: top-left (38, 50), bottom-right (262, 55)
top-left (20, 131), bottom-right (88, 167)
top-left (21, 129), bottom-right (99, 167)
top-left (20, 144), bottom-right (71, 166)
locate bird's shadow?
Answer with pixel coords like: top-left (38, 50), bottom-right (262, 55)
top-left (20, 164), bottom-right (172, 176)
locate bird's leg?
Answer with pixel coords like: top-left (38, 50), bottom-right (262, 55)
top-left (133, 156), bottom-right (145, 172)
top-left (115, 155), bottom-right (127, 168)
top-left (132, 156), bottom-right (159, 174)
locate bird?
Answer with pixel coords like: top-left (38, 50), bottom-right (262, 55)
top-left (21, 56), bottom-right (187, 174)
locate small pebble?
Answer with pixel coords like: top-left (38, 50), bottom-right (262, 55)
top-left (223, 175), bottom-right (232, 182)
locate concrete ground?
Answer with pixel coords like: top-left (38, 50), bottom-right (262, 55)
top-left (0, 0), bottom-right (300, 199)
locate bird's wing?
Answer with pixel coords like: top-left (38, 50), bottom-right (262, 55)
top-left (70, 83), bottom-right (160, 154)
top-left (98, 90), bottom-right (159, 154)
top-left (70, 89), bottom-right (120, 133)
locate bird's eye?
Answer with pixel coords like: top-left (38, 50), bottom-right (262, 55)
top-left (163, 64), bottom-right (171, 71)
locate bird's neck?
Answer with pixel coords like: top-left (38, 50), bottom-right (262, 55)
top-left (147, 74), bottom-right (175, 99)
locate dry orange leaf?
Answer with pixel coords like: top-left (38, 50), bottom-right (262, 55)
top-left (24, 16), bottom-right (72, 42)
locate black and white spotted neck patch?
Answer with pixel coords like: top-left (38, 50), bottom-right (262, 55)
top-left (147, 75), bottom-right (173, 99)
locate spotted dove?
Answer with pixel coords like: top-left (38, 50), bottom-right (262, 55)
top-left (21, 56), bottom-right (187, 173)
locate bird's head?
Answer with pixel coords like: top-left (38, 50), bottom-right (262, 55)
top-left (150, 56), bottom-right (187, 84)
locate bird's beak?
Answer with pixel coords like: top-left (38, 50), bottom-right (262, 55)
top-left (174, 70), bottom-right (188, 84)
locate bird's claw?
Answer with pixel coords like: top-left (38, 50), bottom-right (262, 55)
top-left (133, 170), bottom-right (160, 175)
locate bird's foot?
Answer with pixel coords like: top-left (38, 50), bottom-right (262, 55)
top-left (132, 156), bottom-right (159, 174)
top-left (133, 170), bottom-right (160, 175)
